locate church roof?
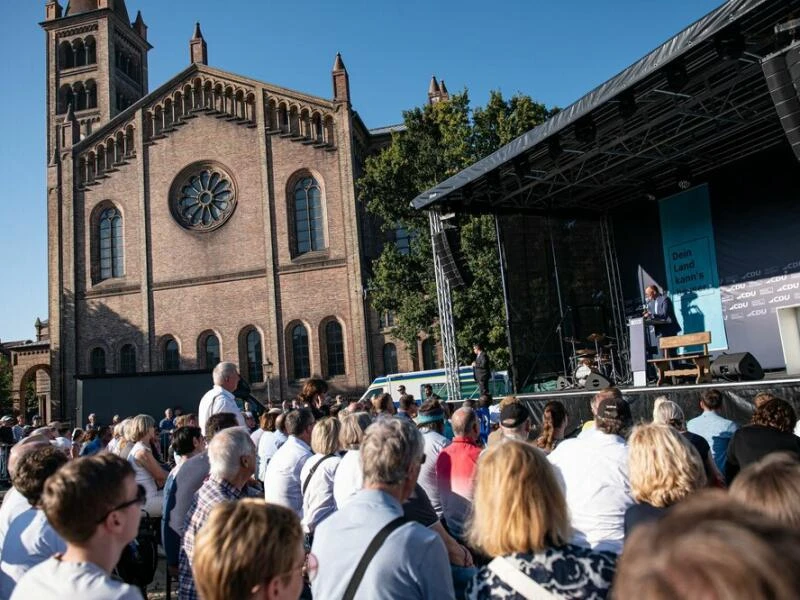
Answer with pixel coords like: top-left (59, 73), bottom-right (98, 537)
top-left (65, 0), bottom-right (130, 22)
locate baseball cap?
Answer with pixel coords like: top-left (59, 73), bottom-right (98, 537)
top-left (500, 403), bottom-right (530, 428)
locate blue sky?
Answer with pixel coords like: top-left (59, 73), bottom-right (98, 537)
top-left (0, 0), bottom-right (723, 342)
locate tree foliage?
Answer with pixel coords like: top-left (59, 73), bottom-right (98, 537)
top-left (358, 90), bottom-right (556, 369)
top-left (0, 355), bottom-right (13, 415)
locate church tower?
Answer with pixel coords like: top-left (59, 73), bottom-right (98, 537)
top-left (41, 0), bottom-right (151, 155)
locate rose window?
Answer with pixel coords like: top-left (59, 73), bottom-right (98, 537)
top-left (169, 163), bottom-right (237, 231)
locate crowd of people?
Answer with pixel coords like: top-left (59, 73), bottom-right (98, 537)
top-left (1, 360), bottom-right (800, 598)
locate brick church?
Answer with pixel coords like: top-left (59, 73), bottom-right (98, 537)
top-left (36, 0), bottom-right (444, 420)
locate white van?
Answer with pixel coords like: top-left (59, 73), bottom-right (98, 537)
top-left (359, 366), bottom-right (509, 405)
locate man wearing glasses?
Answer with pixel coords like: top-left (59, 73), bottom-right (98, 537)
top-left (10, 453), bottom-right (145, 599)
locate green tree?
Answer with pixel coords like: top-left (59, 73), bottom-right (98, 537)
top-left (359, 90), bottom-right (555, 369)
top-left (0, 355), bottom-right (13, 415)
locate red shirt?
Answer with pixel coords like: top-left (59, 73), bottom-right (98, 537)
top-left (435, 436), bottom-right (482, 539)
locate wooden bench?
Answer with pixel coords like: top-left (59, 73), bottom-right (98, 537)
top-left (648, 331), bottom-right (712, 385)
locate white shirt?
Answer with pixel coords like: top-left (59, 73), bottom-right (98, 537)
top-left (333, 449), bottom-right (363, 508)
top-left (418, 429), bottom-right (450, 518)
top-left (548, 430), bottom-right (633, 554)
top-left (11, 556), bottom-right (143, 599)
top-left (0, 508), bottom-right (66, 597)
top-left (300, 453), bottom-right (342, 534)
top-left (0, 488), bottom-right (32, 561)
top-left (198, 385), bottom-right (245, 436)
top-left (257, 430), bottom-right (287, 482)
top-left (263, 436), bottom-right (313, 516)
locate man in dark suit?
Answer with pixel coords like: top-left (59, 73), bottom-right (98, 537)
top-left (472, 343), bottom-right (491, 397)
top-left (644, 285), bottom-right (681, 378)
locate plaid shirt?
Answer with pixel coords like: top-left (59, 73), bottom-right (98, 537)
top-left (178, 476), bottom-right (243, 600)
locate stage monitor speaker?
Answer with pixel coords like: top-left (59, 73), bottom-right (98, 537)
top-left (584, 372), bottom-right (612, 390)
top-left (762, 42), bottom-right (800, 162)
top-left (711, 352), bottom-right (764, 381)
top-left (556, 376), bottom-right (571, 390)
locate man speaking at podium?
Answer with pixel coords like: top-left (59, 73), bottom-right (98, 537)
top-left (643, 285), bottom-right (681, 376)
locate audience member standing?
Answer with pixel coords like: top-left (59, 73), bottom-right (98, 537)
top-left (725, 398), bottom-right (800, 483)
top-left (333, 412), bottom-right (372, 508)
top-left (126, 414), bottom-right (166, 517)
top-left (300, 417), bottom-right (342, 541)
top-left (415, 400), bottom-right (450, 518)
top-left (312, 418), bottom-right (454, 599)
top-left (397, 395), bottom-right (418, 421)
top-left (466, 441), bottom-right (616, 598)
top-left (178, 427), bottom-right (256, 600)
top-left (11, 417), bottom-right (25, 444)
top-left (686, 389), bottom-right (737, 473)
top-left (436, 407), bottom-right (482, 542)
top-left (472, 343), bottom-right (491, 398)
top-left (198, 362), bottom-right (246, 436)
top-left (548, 397), bottom-right (633, 554)
top-left (264, 409), bottom-right (315, 516)
top-left (159, 408), bottom-right (175, 433)
top-left (192, 499), bottom-right (308, 600)
top-left (624, 423), bottom-right (706, 535)
top-left (11, 454), bottom-right (145, 599)
top-left (0, 446), bottom-right (68, 596)
top-left (257, 411), bottom-right (287, 482)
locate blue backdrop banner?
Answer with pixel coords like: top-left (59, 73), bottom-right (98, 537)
top-left (659, 185), bottom-right (729, 351)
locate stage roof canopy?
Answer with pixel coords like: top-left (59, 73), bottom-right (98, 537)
top-left (411, 0), bottom-right (796, 216)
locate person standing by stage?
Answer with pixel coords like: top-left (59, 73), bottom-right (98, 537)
top-left (643, 285), bottom-right (680, 380)
top-left (472, 343), bottom-right (491, 398)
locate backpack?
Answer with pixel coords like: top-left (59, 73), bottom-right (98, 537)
top-left (115, 513), bottom-right (159, 588)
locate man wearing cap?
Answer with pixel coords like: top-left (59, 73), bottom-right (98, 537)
top-left (415, 400), bottom-right (451, 518)
top-left (498, 403), bottom-right (531, 443)
top-left (548, 397), bottom-right (633, 554)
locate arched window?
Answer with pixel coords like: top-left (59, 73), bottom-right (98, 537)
top-left (293, 177), bottom-right (324, 255)
top-left (164, 339), bottom-right (180, 371)
top-left (382, 343), bottom-right (398, 375)
top-left (325, 321), bottom-right (345, 377)
top-left (120, 344), bottom-right (136, 374)
top-left (422, 338), bottom-right (437, 370)
top-left (246, 330), bottom-right (263, 383)
top-left (292, 324), bottom-right (310, 380)
top-left (98, 207), bottom-right (123, 280)
top-left (90, 347), bottom-right (106, 375)
top-left (204, 335), bottom-right (220, 369)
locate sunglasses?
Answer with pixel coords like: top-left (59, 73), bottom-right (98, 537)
top-left (96, 484), bottom-right (147, 523)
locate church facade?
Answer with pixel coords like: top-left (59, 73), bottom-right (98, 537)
top-left (40, 0), bottom-right (441, 419)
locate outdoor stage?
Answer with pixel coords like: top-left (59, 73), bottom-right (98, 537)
top-left (518, 372), bottom-right (800, 430)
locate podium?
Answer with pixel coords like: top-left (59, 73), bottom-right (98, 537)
top-left (628, 317), bottom-right (648, 387)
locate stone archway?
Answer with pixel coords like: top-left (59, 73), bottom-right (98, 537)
top-left (10, 344), bottom-right (51, 422)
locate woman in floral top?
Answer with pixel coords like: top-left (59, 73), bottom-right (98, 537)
top-left (465, 441), bottom-right (616, 599)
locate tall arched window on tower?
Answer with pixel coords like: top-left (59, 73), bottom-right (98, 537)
top-left (325, 321), bottom-right (345, 377)
top-left (120, 344), bottom-right (136, 374)
top-left (292, 324), bottom-right (310, 380)
top-left (204, 335), bottom-right (220, 369)
top-left (293, 176), bottom-right (324, 256)
top-left (90, 347), bottom-right (106, 375)
top-left (383, 343), bottom-right (398, 375)
top-left (246, 330), bottom-right (263, 383)
top-left (99, 206), bottom-right (124, 280)
top-left (163, 339), bottom-right (180, 371)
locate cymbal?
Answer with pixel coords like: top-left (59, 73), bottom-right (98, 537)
top-left (587, 333), bottom-right (606, 342)
top-left (575, 349), bottom-right (596, 356)
top-left (564, 337), bottom-right (583, 344)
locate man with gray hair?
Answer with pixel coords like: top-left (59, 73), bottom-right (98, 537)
top-left (198, 361), bottom-right (245, 436)
top-left (311, 418), bottom-right (454, 599)
top-left (178, 427), bottom-right (255, 600)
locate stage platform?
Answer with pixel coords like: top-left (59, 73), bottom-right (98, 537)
top-left (518, 373), bottom-right (800, 430)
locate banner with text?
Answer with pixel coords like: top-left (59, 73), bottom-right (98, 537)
top-left (659, 185), bottom-right (729, 351)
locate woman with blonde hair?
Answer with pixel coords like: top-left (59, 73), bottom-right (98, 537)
top-left (126, 413), bottom-right (166, 516)
top-left (466, 441), bottom-right (616, 598)
top-left (624, 423), bottom-right (706, 535)
top-left (332, 412), bottom-right (372, 507)
top-left (300, 417), bottom-right (342, 539)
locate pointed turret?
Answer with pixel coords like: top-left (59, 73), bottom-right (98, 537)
top-left (428, 75), bottom-right (449, 104)
top-left (438, 79), bottom-right (449, 100)
top-left (133, 10), bottom-right (147, 41)
top-left (62, 103), bottom-right (79, 147)
top-left (45, 0), bottom-right (63, 21)
top-left (428, 76), bottom-right (439, 97)
top-left (190, 22), bottom-right (208, 65)
top-left (332, 52), bottom-right (350, 103)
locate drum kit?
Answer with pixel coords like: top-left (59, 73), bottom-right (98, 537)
top-left (563, 333), bottom-right (619, 388)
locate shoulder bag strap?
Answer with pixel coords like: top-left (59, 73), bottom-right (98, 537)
top-left (301, 454), bottom-right (337, 496)
top-left (342, 516), bottom-right (407, 600)
top-left (487, 556), bottom-right (558, 600)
